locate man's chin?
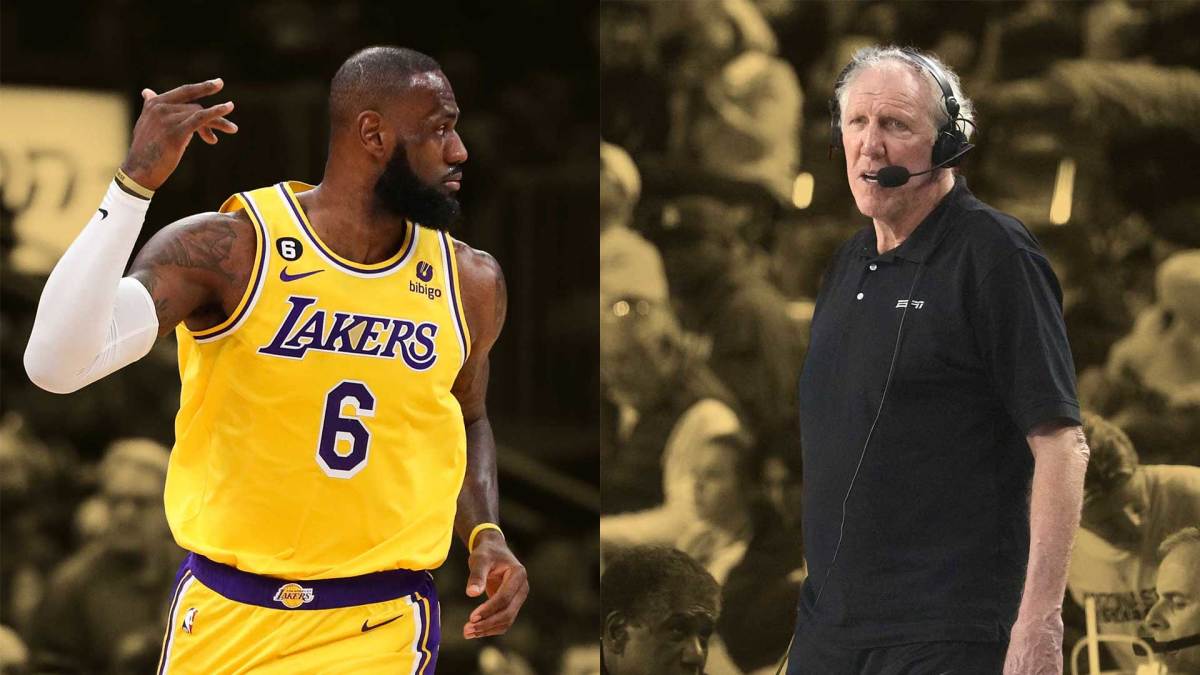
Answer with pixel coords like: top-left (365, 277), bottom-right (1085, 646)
top-left (1167, 647), bottom-right (1200, 667)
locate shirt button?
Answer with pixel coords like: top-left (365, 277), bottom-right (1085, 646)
top-left (856, 292), bottom-right (864, 300)
top-left (869, 263), bottom-right (878, 271)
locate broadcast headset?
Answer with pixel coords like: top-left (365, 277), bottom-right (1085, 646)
top-left (828, 47), bottom-right (975, 187)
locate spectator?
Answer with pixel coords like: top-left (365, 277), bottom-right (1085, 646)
top-left (679, 432), bottom-right (757, 584)
top-left (1145, 527), bottom-right (1200, 674)
top-left (0, 414), bottom-right (74, 635)
top-left (657, 0), bottom-right (802, 204)
top-left (680, 432), bottom-right (804, 675)
top-left (1066, 412), bottom-right (1200, 672)
top-left (1107, 250), bottom-right (1200, 408)
top-left (26, 439), bottom-right (183, 674)
top-left (600, 196), bottom-right (739, 514)
top-left (1083, 249), bottom-right (1200, 466)
top-left (655, 195), bottom-right (804, 461)
top-left (601, 546), bottom-right (720, 675)
top-left (601, 388), bottom-right (743, 548)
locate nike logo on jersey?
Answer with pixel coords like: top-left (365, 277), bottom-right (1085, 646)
top-left (98, 208), bottom-right (108, 220)
top-left (361, 614), bottom-right (403, 632)
top-left (280, 267), bottom-right (324, 282)
top-left (259, 295), bottom-right (439, 370)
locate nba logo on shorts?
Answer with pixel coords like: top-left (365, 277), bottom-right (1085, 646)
top-left (182, 607), bottom-right (198, 634)
top-left (416, 260), bottom-right (434, 282)
top-left (273, 583), bottom-right (315, 609)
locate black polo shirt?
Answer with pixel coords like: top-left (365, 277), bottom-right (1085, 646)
top-left (796, 177), bottom-right (1081, 646)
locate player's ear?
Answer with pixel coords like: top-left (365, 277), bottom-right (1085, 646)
top-left (603, 611), bottom-right (629, 654)
top-left (356, 110), bottom-right (387, 160)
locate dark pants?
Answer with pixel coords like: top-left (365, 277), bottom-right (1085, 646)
top-left (786, 627), bottom-right (1007, 675)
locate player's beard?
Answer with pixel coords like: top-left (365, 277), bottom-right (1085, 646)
top-left (374, 144), bottom-right (461, 231)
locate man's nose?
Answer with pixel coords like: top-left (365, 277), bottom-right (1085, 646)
top-left (1144, 599), bottom-right (1169, 632)
top-left (447, 130), bottom-right (468, 166)
top-left (860, 121), bottom-right (885, 158)
top-left (680, 636), bottom-right (705, 666)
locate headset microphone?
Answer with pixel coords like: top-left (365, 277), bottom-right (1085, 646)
top-left (865, 143), bottom-right (975, 188)
top-left (1146, 633), bottom-right (1200, 653)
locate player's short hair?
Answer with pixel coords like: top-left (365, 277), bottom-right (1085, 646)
top-left (602, 546), bottom-right (719, 624)
top-left (1158, 526), bottom-right (1200, 561)
top-left (1081, 410), bottom-right (1139, 502)
top-left (328, 46), bottom-right (443, 130)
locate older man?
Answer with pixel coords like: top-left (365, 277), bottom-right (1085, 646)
top-left (788, 46), bottom-right (1088, 674)
top-left (601, 546), bottom-right (720, 675)
top-left (1145, 527), bottom-right (1200, 674)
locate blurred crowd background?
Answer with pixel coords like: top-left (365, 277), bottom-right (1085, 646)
top-left (599, 1), bottom-right (1200, 673)
top-left (1, 2), bottom-right (598, 674)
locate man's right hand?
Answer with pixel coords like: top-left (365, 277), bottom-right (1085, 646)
top-left (120, 78), bottom-right (238, 191)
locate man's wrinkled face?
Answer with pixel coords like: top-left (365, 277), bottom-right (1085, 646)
top-left (1144, 543), bottom-right (1200, 672)
top-left (841, 65), bottom-right (939, 223)
top-left (600, 299), bottom-right (678, 409)
top-left (610, 594), bottom-right (717, 675)
top-left (374, 70), bottom-right (467, 230)
top-left (1080, 470), bottom-right (1148, 550)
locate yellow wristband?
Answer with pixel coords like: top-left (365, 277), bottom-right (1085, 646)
top-left (468, 523), bottom-right (503, 553)
top-left (114, 167), bottom-right (155, 200)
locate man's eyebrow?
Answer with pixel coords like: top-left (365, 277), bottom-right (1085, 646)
top-left (425, 106), bottom-right (459, 123)
top-left (665, 609), bottom-right (716, 622)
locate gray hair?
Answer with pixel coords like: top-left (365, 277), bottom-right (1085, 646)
top-left (834, 46), bottom-right (975, 141)
top-left (1158, 526), bottom-right (1200, 561)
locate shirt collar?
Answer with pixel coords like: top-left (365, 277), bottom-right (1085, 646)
top-left (856, 176), bottom-right (970, 263)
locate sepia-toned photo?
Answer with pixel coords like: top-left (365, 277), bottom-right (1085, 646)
top-left (2, 2), bottom-right (598, 674)
top-left (600, 1), bottom-right (1200, 674)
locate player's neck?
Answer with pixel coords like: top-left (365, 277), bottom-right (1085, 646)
top-left (300, 182), bottom-right (411, 265)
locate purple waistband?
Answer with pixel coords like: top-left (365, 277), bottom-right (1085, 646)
top-left (181, 552), bottom-right (436, 610)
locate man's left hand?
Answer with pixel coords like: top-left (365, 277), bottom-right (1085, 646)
top-left (1004, 614), bottom-right (1064, 675)
top-left (464, 531), bottom-right (529, 639)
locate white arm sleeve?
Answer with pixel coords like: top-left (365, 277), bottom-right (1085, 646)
top-left (24, 182), bottom-right (161, 394)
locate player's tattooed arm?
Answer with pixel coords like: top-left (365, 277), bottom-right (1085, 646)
top-left (128, 209), bottom-right (257, 337)
top-left (450, 242), bottom-right (526, 639)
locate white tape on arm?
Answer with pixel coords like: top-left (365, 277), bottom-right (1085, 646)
top-left (24, 182), bottom-right (160, 393)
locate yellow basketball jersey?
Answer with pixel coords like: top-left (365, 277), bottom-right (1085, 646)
top-left (165, 181), bottom-right (472, 579)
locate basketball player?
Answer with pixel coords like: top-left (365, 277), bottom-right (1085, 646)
top-left (24, 46), bottom-right (528, 672)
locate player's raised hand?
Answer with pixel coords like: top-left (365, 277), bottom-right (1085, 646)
top-left (463, 532), bottom-right (529, 639)
top-left (120, 78), bottom-right (239, 191)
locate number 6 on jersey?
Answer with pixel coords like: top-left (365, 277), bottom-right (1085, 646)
top-left (317, 380), bottom-right (376, 478)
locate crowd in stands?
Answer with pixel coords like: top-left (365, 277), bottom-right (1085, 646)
top-left (599, 1), bottom-right (1199, 673)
